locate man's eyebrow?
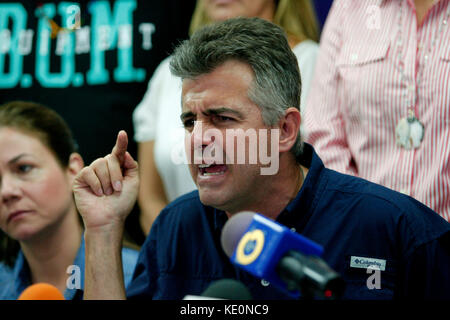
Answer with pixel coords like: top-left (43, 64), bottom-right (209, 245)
top-left (8, 153), bottom-right (31, 164)
top-left (180, 108), bottom-right (244, 122)
top-left (205, 108), bottom-right (244, 119)
top-left (180, 111), bottom-right (195, 122)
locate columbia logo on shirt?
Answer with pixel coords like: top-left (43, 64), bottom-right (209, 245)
top-left (350, 256), bottom-right (386, 271)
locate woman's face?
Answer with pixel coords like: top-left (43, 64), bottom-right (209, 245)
top-left (203, 0), bottom-right (276, 22)
top-left (0, 127), bottom-right (76, 241)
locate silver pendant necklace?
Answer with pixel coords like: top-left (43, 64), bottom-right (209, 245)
top-left (395, 109), bottom-right (425, 150)
top-left (394, 1), bottom-right (450, 150)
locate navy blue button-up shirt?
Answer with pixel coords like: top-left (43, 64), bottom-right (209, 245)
top-left (126, 144), bottom-right (450, 300)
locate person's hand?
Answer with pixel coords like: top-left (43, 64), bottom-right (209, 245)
top-left (73, 131), bottom-right (139, 231)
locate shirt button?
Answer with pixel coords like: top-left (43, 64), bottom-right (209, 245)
top-left (261, 279), bottom-right (270, 287)
top-left (290, 228), bottom-right (296, 232)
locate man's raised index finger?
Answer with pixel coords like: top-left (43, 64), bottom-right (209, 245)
top-left (112, 130), bottom-right (128, 164)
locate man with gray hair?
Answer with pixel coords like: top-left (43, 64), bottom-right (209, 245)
top-left (74, 17), bottom-right (450, 300)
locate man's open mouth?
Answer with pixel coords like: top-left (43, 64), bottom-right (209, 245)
top-left (198, 163), bottom-right (228, 176)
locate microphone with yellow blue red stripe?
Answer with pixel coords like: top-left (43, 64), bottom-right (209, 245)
top-left (221, 211), bottom-right (345, 300)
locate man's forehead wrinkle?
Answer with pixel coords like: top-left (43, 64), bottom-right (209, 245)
top-left (184, 92), bottom-right (207, 112)
top-left (181, 89), bottom-right (202, 111)
top-left (181, 60), bottom-right (254, 116)
top-left (183, 82), bottom-right (223, 114)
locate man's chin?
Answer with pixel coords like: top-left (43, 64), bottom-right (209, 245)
top-left (198, 190), bottom-right (228, 209)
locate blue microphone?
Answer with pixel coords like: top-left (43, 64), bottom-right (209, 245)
top-left (220, 211), bottom-right (345, 299)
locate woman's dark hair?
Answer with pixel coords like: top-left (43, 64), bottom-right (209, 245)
top-left (0, 101), bottom-right (78, 267)
top-left (0, 101), bottom-right (78, 168)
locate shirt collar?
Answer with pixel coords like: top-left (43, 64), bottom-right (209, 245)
top-left (376, 0), bottom-right (444, 7)
top-left (64, 235), bottom-right (85, 300)
top-left (276, 143), bottom-right (326, 231)
top-left (12, 251), bottom-right (30, 296)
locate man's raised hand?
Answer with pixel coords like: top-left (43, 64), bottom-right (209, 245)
top-left (73, 130), bottom-right (139, 231)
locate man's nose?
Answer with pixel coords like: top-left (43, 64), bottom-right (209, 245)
top-left (191, 120), bottom-right (214, 147)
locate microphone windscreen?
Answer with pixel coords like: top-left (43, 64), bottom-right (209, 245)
top-left (202, 279), bottom-right (252, 300)
top-left (18, 283), bottom-right (65, 300)
top-left (221, 211), bottom-right (255, 257)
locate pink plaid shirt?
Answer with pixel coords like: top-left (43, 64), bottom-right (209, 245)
top-left (304, 0), bottom-right (450, 221)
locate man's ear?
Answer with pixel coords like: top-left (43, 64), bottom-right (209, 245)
top-left (278, 107), bottom-right (301, 153)
top-left (66, 153), bottom-right (84, 180)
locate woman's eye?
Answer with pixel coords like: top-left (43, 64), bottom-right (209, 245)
top-left (18, 164), bottom-right (33, 173)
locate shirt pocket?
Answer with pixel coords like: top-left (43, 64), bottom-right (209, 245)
top-left (340, 255), bottom-right (397, 300)
top-left (337, 42), bottom-right (390, 67)
top-left (439, 45), bottom-right (450, 126)
top-left (336, 42), bottom-right (390, 123)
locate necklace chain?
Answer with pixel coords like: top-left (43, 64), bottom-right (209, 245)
top-left (396, 1), bottom-right (450, 112)
top-left (394, 1), bottom-right (450, 149)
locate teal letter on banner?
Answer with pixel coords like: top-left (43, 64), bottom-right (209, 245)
top-left (35, 3), bottom-right (76, 88)
top-left (87, 0), bottom-right (145, 85)
top-left (0, 4), bottom-right (26, 88)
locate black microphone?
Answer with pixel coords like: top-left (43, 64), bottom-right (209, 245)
top-left (183, 279), bottom-right (252, 300)
top-left (221, 211), bottom-right (345, 299)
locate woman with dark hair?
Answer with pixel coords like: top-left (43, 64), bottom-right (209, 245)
top-left (0, 101), bottom-right (139, 299)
